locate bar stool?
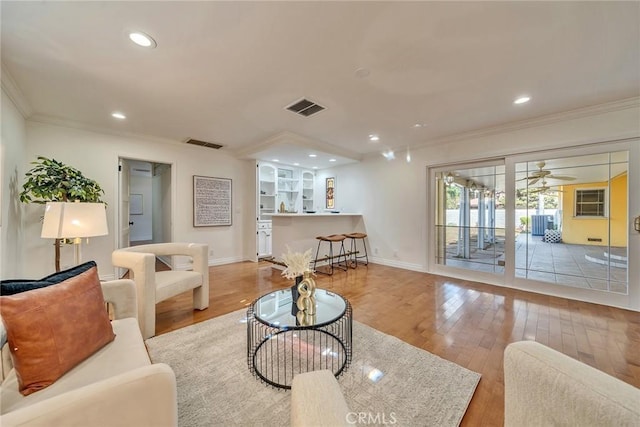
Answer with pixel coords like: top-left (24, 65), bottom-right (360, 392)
top-left (313, 234), bottom-right (348, 275)
top-left (343, 232), bottom-right (369, 268)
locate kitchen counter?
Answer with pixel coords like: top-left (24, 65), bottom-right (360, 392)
top-left (269, 213), bottom-right (365, 267)
top-left (267, 212), bottom-right (362, 217)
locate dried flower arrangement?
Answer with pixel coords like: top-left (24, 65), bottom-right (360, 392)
top-left (281, 245), bottom-right (314, 280)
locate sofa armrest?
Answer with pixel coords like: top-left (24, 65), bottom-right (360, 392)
top-left (504, 341), bottom-right (640, 427)
top-left (101, 279), bottom-right (137, 320)
top-left (291, 370), bottom-right (350, 427)
top-left (0, 363), bottom-right (177, 427)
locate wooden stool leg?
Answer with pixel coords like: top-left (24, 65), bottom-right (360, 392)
top-left (328, 241), bottom-right (334, 275)
top-left (315, 240), bottom-right (335, 276)
top-left (360, 237), bottom-right (369, 265)
top-left (336, 241), bottom-right (348, 271)
top-left (348, 238), bottom-right (357, 268)
top-left (313, 239), bottom-right (322, 272)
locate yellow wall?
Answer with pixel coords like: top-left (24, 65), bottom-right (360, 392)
top-left (561, 173), bottom-right (627, 247)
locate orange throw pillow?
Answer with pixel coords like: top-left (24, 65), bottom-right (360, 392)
top-left (0, 265), bottom-right (115, 395)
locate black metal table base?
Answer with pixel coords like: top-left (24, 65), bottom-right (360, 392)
top-left (247, 297), bottom-right (352, 389)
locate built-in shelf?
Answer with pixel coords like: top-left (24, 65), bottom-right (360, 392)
top-left (258, 162), bottom-right (316, 258)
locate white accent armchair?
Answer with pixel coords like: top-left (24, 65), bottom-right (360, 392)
top-left (112, 243), bottom-right (209, 339)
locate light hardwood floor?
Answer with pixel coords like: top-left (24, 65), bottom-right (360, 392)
top-left (155, 261), bottom-right (640, 426)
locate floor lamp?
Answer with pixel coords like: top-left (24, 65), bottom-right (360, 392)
top-left (41, 202), bottom-right (109, 267)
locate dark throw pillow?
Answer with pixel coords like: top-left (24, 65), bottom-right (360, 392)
top-left (1, 261), bottom-right (97, 296)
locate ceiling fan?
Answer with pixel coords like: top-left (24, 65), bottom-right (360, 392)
top-left (519, 161), bottom-right (575, 186)
top-left (528, 179), bottom-right (564, 196)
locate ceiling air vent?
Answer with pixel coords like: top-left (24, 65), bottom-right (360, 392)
top-left (285, 98), bottom-right (326, 117)
top-left (185, 138), bottom-right (223, 149)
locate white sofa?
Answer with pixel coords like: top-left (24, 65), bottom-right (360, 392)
top-left (290, 342), bottom-right (640, 427)
top-left (0, 279), bottom-right (177, 427)
top-left (504, 341), bottom-right (640, 426)
top-left (112, 242), bottom-right (209, 339)
top-left (291, 370), bottom-right (350, 427)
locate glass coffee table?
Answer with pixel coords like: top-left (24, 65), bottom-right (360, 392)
top-left (247, 288), bottom-right (352, 389)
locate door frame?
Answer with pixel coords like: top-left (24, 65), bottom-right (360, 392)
top-left (115, 155), bottom-right (176, 277)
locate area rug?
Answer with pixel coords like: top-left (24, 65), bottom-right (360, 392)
top-left (146, 309), bottom-right (481, 427)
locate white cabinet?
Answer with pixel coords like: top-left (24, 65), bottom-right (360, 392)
top-left (257, 221), bottom-right (272, 258)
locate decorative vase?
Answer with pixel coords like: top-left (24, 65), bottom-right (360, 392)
top-left (296, 270), bottom-right (316, 316)
top-left (290, 275), bottom-right (303, 316)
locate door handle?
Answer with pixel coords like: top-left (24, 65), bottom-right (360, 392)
top-left (129, 221), bottom-right (134, 226)
top-left (635, 216), bottom-right (640, 232)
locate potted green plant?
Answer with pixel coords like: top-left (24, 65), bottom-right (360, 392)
top-left (20, 156), bottom-right (105, 271)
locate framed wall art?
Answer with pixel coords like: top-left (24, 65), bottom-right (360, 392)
top-left (193, 175), bottom-right (232, 227)
top-left (326, 177), bottom-right (335, 210)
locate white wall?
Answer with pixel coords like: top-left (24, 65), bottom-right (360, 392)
top-left (316, 157), bottom-right (427, 271)
top-left (1, 89), bottom-right (27, 278)
top-left (24, 121), bottom-right (254, 279)
top-left (321, 101), bottom-right (640, 309)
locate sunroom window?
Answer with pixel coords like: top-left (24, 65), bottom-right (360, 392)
top-left (575, 188), bottom-right (606, 217)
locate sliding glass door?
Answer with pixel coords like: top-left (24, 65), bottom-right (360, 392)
top-left (431, 143), bottom-right (637, 306)
top-left (434, 162), bottom-right (505, 275)
top-left (514, 151), bottom-right (628, 294)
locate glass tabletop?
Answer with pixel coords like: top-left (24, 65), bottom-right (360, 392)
top-left (253, 288), bottom-right (346, 328)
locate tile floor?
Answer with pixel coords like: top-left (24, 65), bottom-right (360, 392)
top-left (444, 232), bottom-right (628, 293)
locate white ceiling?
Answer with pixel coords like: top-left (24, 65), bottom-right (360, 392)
top-left (2, 1), bottom-right (639, 169)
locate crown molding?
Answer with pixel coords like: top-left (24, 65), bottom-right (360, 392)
top-left (1, 64), bottom-right (33, 118)
top-left (28, 114), bottom-right (244, 158)
top-left (27, 113), bottom-right (198, 149)
top-left (415, 97), bottom-right (640, 151)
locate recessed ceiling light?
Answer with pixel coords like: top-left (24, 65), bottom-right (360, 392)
top-left (329, 159), bottom-right (336, 162)
top-left (513, 96), bottom-right (531, 105)
top-left (309, 154), bottom-right (317, 158)
top-left (293, 163), bottom-right (300, 166)
top-left (272, 159), bottom-right (279, 162)
top-left (369, 134), bottom-right (380, 142)
top-left (111, 112), bottom-right (126, 119)
top-left (312, 166), bottom-right (318, 169)
top-left (382, 150), bottom-right (395, 160)
top-left (128, 31), bottom-right (157, 48)
top-left (413, 123), bottom-right (427, 128)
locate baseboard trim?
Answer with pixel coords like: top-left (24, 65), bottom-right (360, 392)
top-left (259, 257), bottom-right (426, 273)
top-left (174, 256), bottom-right (245, 271)
top-left (369, 257), bottom-right (427, 273)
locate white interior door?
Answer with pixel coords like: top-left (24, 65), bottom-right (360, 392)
top-left (117, 158), bottom-right (131, 277)
top-left (119, 158), bottom-right (131, 250)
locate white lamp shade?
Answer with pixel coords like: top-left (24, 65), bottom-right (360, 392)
top-left (41, 202), bottom-right (108, 239)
